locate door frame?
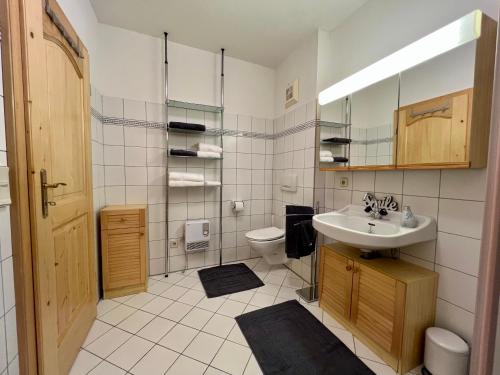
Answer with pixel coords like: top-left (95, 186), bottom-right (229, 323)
top-left (0, 0), bottom-right (38, 373)
top-left (0, 0), bottom-right (95, 373)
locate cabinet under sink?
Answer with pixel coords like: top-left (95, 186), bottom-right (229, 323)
top-left (318, 243), bottom-right (438, 374)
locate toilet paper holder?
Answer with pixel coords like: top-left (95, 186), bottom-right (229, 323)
top-left (231, 201), bottom-right (245, 211)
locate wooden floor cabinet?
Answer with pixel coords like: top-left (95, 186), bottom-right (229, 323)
top-left (319, 243), bottom-right (438, 374)
top-left (101, 205), bottom-right (148, 299)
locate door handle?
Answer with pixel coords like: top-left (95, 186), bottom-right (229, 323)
top-left (40, 169), bottom-right (66, 218)
top-left (43, 182), bottom-right (67, 189)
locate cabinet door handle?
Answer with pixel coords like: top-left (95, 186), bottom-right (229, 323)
top-left (346, 265), bottom-right (352, 271)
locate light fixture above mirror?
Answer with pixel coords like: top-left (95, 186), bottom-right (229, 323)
top-left (318, 10), bottom-right (483, 106)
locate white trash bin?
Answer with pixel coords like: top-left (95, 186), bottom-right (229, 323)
top-left (422, 327), bottom-right (469, 375)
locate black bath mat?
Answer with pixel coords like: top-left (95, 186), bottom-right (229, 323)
top-left (198, 263), bottom-right (264, 298)
top-left (236, 300), bottom-right (376, 375)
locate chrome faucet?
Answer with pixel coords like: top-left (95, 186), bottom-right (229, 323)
top-left (363, 192), bottom-right (382, 220)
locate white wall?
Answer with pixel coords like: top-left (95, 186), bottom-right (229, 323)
top-left (57, 0), bottom-right (100, 80)
top-left (96, 24), bottom-right (275, 118)
top-left (274, 33), bottom-right (318, 118)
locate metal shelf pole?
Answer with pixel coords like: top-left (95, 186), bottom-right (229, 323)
top-left (219, 48), bottom-right (225, 266)
top-left (164, 32), bottom-right (170, 277)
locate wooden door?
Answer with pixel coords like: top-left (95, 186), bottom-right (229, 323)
top-left (397, 89), bottom-right (472, 166)
top-left (319, 247), bottom-right (354, 320)
top-left (351, 263), bottom-right (405, 358)
top-left (23, 0), bottom-right (96, 374)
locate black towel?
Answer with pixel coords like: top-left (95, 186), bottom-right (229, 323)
top-left (169, 121), bottom-right (206, 132)
top-left (322, 137), bottom-right (352, 144)
top-left (170, 149), bottom-right (197, 157)
top-left (334, 156), bottom-right (349, 163)
top-left (293, 220), bottom-right (316, 257)
top-left (285, 205), bottom-right (315, 259)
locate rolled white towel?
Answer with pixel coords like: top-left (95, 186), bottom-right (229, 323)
top-left (320, 156), bottom-right (334, 162)
top-left (169, 180), bottom-right (204, 187)
top-left (320, 150), bottom-right (333, 157)
top-left (196, 143), bottom-right (223, 154)
top-left (169, 172), bottom-right (204, 182)
top-left (205, 181), bottom-right (221, 186)
top-left (197, 151), bottom-right (221, 159)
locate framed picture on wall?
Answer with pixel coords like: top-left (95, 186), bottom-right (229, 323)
top-left (285, 79), bottom-right (299, 108)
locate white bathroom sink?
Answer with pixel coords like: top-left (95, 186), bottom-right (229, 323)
top-left (313, 205), bottom-right (436, 250)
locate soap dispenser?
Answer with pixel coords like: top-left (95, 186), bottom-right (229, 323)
top-left (401, 206), bottom-right (418, 228)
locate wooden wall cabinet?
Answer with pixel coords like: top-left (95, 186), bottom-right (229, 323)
top-left (319, 243), bottom-right (438, 374)
top-left (101, 205), bottom-right (148, 299)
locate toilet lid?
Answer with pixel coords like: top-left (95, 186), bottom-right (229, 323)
top-left (246, 227), bottom-right (285, 241)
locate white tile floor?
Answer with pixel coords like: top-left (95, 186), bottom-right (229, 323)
top-left (70, 258), bottom-right (423, 375)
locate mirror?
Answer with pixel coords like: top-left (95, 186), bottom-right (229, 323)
top-left (318, 97), bottom-right (350, 167)
top-left (350, 75), bottom-right (399, 167)
top-left (318, 75), bottom-right (399, 168)
top-left (317, 11), bottom-right (495, 171)
top-left (397, 43), bottom-right (476, 166)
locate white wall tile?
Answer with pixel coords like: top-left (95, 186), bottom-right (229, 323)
top-left (105, 186), bottom-right (125, 205)
top-left (438, 199), bottom-right (484, 239)
top-left (5, 307), bottom-right (17, 361)
top-left (125, 147), bottom-right (147, 166)
top-left (146, 148), bottom-right (166, 167)
top-left (352, 171), bottom-right (375, 192)
top-left (436, 299), bottom-right (474, 343)
top-left (124, 127), bottom-right (147, 147)
top-left (146, 128), bottom-right (166, 149)
top-left (403, 170), bottom-right (440, 197)
top-left (1, 257), bottom-right (15, 311)
top-left (402, 196), bottom-right (438, 220)
top-left (105, 166), bottom-right (125, 186)
top-left (440, 169), bottom-right (487, 201)
top-left (436, 265), bottom-right (477, 313)
top-left (374, 171), bottom-right (403, 195)
top-left (103, 125), bottom-right (124, 146)
top-left (436, 232), bottom-right (480, 276)
top-left (126, 186), bottom-right (148, 204)
top-left (104, 145), bottom-right (124, 166)
top-left (0, 317), bottom-right (6, 373)
top-left (0, 207), bottom-right (12, 260)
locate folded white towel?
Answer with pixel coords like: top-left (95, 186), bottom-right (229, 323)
top-left (169, 180), bottom-right (204, 187)
top-left (320, 157), bottom-right (334, 162)
top-left (169, 172), bottom-right (204, 182)
top-left (197, 151), bottom-right (221, 159)
top-left (320, 150), bottom-right (333, 157)
top-left (205, 181), bottom-right (221, 186)
top-left (196, 143), bottom-right (223, 154)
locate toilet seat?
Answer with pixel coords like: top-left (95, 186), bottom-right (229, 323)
top-left (245, 227), bottom-right (285, 242)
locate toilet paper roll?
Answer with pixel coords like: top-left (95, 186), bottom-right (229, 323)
top-left (232, 201), bottom-right (245, 212)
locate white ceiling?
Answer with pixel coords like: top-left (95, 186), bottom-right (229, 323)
top-left (90, 0), bottom-right (367, 67)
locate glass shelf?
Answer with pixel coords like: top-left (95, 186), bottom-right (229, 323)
top-left (169, 184), bottom-right (221, 188)
top-left (318, 120), bottom-right (351, 129)
top-left (168, 100), bottom-right (223, 113)
top-left (169, 152), bottom-right (222, 160)
top-left (167, 127), bottom-right (223, 136)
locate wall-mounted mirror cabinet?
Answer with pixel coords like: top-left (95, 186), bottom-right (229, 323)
top-left (318, 11), bottom-right (497, 171)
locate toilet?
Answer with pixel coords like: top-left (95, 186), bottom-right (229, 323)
top-left (245, 227), bottom-right (287, 265)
